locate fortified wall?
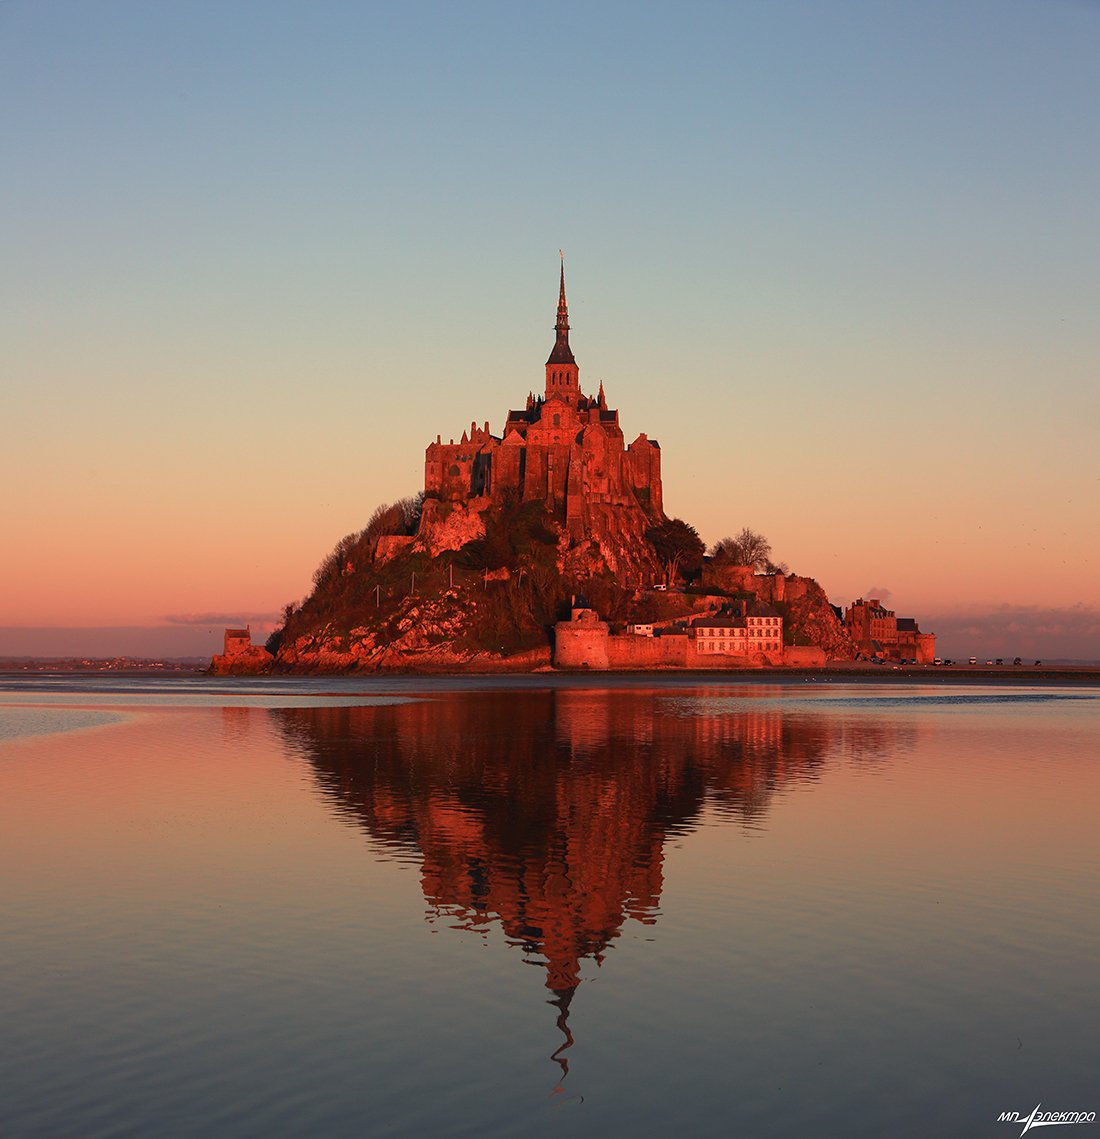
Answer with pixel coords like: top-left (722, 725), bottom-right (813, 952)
top-left (553, 606), bottom-right (802, 670)
top-left (702, 563), bottom-right (814, 605)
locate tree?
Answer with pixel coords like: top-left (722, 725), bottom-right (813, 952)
top-left (398, 492), bottom-right (425, 535)
top-left (265, 600), bottom-right (300, 655)
top-left (710, 528), bottom-right (772, 571)
top-left (646, 518), bottom-right (705, 586)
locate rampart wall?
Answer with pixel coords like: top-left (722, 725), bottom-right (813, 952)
top-left (606, 635), bottom-right (689, 668)
top-left (701, 565), bottom-right (799, 604)
top-left (554, 623), bottom-right (793, 670)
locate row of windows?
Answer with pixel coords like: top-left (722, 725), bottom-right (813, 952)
top-left (699, 625), bottom-right (782, 637)
top-left (698, 640), bottom-right (781, 652)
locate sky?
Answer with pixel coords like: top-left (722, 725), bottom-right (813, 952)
top-left (2, 0), bottom-right (1098, 659)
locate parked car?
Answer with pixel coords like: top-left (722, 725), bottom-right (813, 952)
top-left (969, 656), bottom-right (977, 665)
top-left (934, 658), bottom-right (943, 665)
top-left (995, 658), bottom-right (1003, 666)
top-left (1013, 657), bottom-right (1022, 666)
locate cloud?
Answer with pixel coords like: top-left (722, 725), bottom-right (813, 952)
top-left (163, 612), bottom-right (279, 628)
top-left (863, 586), bottom-right (893, 603)
top-left (925, 603), bottom-right (1100, 661)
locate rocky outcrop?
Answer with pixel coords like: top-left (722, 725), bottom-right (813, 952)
top-left (410, 499), bottom-right (488, 558)
top-left (560, 498), bottom-right (663, 586)
top-left (275, 585), bottom-right (553, 673)
top-left (783, 577), bottom-right (856, 659)
top-left (210, 645), bottom-right (273, 675)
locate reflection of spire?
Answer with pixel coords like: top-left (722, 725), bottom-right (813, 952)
top-left (547, 986), bottom-right (576, 1088)
top-left (274, 690), bottom-right (898, 1088)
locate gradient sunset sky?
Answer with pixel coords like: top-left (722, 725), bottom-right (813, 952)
top-left (2, 1), bottom-right (1098, 658)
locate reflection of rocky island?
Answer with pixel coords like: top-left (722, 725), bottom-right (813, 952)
top-left (273, 689), bottom-right (919, 1078)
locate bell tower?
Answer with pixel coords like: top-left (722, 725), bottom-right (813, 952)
top-left (545, 253), bottom-right (580, 403)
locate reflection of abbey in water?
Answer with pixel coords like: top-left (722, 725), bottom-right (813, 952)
top-left (274, 690), bottom-right (918, 1072)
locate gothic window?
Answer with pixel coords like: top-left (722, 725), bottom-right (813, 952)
top-left (553, 414), bottom-right (560, 427)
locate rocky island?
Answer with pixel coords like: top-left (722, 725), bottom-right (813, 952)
top-left (214, 262), bottom-right (933, 674)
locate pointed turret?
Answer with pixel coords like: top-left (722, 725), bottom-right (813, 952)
top-left (545, 252), bottom-right (580, 401)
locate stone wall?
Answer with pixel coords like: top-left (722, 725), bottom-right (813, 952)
top-left (606, 634), bottom-right (689, 668)
top-left (554, 624), bottom-right (791, 670)
top-left (701, 564), bottom-right (795, 603)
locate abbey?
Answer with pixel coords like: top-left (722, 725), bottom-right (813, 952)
top-left (423, 261), bottom-right (664, 539)
top-left (256, 260), bottom-right (937, 673)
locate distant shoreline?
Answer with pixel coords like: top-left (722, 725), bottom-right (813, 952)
top-left (2, 662), bottom-right (1099, 685)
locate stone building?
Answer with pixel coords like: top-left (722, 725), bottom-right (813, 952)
top-left (844, 598), bottom-right (935, 663)
top-left (422, 260), bottom-right (664, 551)
top-left (845, 598), bottom-right (898, 653)
top-left (222, 627), bottom-right (253, 656)
top-left (210, 625), bottom-right (273, 674)
top-left (691, 601), bottom-right (784, 657)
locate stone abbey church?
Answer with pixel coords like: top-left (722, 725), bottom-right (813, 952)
top-left (423, 262), bottom-right (664, 540)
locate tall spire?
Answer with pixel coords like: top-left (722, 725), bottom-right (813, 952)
top-left (546, 251), bottom-right (576, 366)
top-left (556, 250), bottom-right (569, 333)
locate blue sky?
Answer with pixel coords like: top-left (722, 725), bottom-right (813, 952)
top-left (2, 1), bottom-right (1098, 657)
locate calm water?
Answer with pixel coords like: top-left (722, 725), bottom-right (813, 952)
top-left (1, 674), bottom-right (1097, 1138)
